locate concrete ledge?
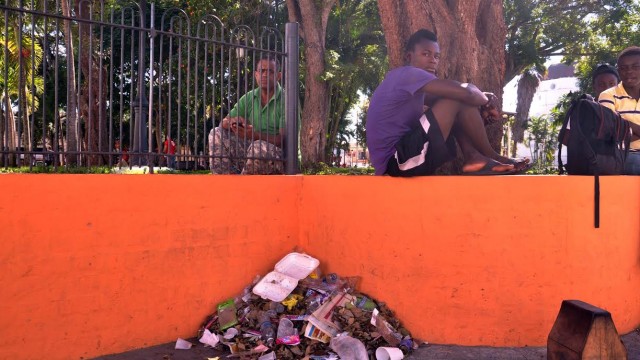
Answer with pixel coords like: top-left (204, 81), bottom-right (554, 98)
top-left (0, 175), bottom-right (638, 359)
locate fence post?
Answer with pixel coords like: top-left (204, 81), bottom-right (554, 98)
top-left (131, 0), bottom-right (149, 167)
top-left (284, 22), bottom-right (299, 175)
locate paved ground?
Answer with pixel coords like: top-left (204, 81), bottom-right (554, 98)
top-left (94, 330), bottom-right (639, 360)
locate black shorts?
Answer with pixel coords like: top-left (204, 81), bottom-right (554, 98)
top-left (386, 109), bottom-right (456, 176)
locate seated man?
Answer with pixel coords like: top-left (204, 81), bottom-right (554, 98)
top-left (209, 55), bottom-right (285, 174)
top-left (598, 46), bottom-right (640, 175)
top-left (366, 29), bottom-right (526, 176)
top-left (591, 64), bottom-right (619, 99)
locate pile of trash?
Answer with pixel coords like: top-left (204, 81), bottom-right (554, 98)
top-left (192, 252), bottom-right (418, 359)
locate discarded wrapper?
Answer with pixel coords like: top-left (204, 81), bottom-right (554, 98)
top-left (223, 327), bottom-right (239, 340)
top-left (199, 329), bottom-right (220, 347)
top-left (175, 338), bottom-right (193, 350)
top-left (304, 292), bottom-right (354, 342)
top-left (276, 334), bottom-right (301, 345)
top-left (258, 352), bottom-right (276, 360)
top-left (217, 299), bottom-right (238, 330)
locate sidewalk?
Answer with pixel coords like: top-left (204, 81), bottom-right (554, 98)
top-left (94, 330), bottom-right (639, 360)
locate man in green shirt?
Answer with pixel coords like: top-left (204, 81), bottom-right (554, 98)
top-left (209, 55), bottom-right (286, 174)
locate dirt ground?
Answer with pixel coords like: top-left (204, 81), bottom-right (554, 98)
top-left (93, 330), bottom-right (639, 360)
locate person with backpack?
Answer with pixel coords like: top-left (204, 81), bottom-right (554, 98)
top-left (366, 29), bottom-right (528, 176)
top-left (598, 46), bottom-right (640, 175)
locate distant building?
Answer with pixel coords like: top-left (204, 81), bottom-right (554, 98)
top-left (335, 141), bottom-right (369, 167)
top-left (503, 64), bottom-right (579, 118)
top-left (502, 63), bottom-right (579, 162)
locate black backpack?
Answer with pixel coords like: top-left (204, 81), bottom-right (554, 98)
top-left (557, 96), bottom-right (631, 228)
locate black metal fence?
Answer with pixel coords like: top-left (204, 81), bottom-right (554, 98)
top-left (0, 0), bottom-right (299, 174)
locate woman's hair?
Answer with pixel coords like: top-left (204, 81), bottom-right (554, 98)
top-left (404, 29), bottom-right (438, 52)
top-left (591, 64), bottom-right (620, 83)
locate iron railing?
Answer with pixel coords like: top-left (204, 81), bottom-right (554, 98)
top-left (0, 0), bottom-right (299, 174)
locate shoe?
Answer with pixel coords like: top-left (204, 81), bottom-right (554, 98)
top-left (461, 159), bottom-right (519, 176)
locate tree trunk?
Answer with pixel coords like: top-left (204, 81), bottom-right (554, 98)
top-left (61, 0), bottom-right (79, 166)
top-left (76, 0), bottom-right (108, 166)
top-left (512, 70), bottom-right (541, 156)
top-left (376, 0), bottom-right (507, 154)
top-left (2, 94), bottom-right (18, 166)
top-left (286, 0), bottom-right (337, 170)
top-left (13, 21), bottom-right (32, 160)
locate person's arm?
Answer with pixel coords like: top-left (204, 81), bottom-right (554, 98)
top-left (228, 118), bottom-right (285, 146)
top-left (421, 79), bottom-right (488, 106)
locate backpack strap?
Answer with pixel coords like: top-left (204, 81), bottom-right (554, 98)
top-left (574, 100), bottom-right (601, 228)
top-left (594, 170), bottom-right (600, 229)
top-left (557, 100), bottom-right (580, 174)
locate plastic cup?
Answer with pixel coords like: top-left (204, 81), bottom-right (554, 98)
top-left (375, 347), bottom-right (404, 360)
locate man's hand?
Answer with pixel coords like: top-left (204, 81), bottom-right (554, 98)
top-left (480, 92), bottom-right (502, 124)
top-left (231, 122), bottom-right (254, 139)
top-left (222, 116), bottom-right (247, 130)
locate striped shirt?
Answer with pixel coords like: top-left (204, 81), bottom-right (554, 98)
top-left (598, 83), bottom-right (640, 149)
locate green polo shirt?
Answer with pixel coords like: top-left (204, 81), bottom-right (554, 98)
top-left (228, 85), bottom-right (284, 135)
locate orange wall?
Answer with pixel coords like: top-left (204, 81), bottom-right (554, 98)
top-left (0, 175), bottom-right (300, 360)
top-left (0, 175), bottom-right (639, 359)
top-left (299, 176), bottom-right (640, 346)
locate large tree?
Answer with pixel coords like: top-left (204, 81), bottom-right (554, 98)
top-left (376, 0), bottom-right (507, 152)
top-left (286, 0), bottom-right (337, 169)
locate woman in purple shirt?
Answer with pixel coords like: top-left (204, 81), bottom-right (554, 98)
top-left (366, 29), bottom-right (528, 176)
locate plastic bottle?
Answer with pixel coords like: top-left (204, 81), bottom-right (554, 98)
top-left (276, 317), bottom-right (300, 345)
top-left (258, 312), bottom-right (275, 346)
top-left (323, 273), bottom-right (338, 284)
top-left (398, 336), bottom-right (414, 354)
top-left (267, 301), bottom-right (285, 314)
top-left (329, 333), bottom-right (368, 360)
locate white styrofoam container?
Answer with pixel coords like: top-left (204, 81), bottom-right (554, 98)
top-left (252, 271), bottom-right (299, 302)
top-left (252, 252), bottom-right (319, 302)
top-left (275, 252), bottom-right (320, 280)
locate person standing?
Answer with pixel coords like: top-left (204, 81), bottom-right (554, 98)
top-left (163, 136), bottom-right (176, 168)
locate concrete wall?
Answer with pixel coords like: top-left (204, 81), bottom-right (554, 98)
top-left (0, 175), bottom-right (638, 359)
top-left (0, 175), bottom-right (300, 359)
top-left (299, 176), bottom-right (640, 346)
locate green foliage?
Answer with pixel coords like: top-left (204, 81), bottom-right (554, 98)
top-left (503, 0), bottom-right (635, 81)
top-left (0, 166), bottom-right (113, 174)
top-left (302, 162), bottom-right (374, 175)
top-left (550, 91), bottom-right (583, 127)
top-left (526, 115), bottom-right (560, 174)
top-left (322, 0), bottom-right (386, 159)
top-left (569, 1), bottom-right (640, 94)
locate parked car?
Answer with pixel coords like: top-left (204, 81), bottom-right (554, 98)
top-left (18, 147), bottom-right (54, 166)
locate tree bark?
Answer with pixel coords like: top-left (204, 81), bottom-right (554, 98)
top-left (76, 0), bottom-right (108, 166)
top-left (2, 94), bottom-right (18, 166)
top-left (286, 0), bottom-right (337, 170)
top-left (61, 0), bottom-right (79, 165)
top-left (512, 70), bottom-right (541, 155)
top-left (376, 0), bottom-right (507, 154)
